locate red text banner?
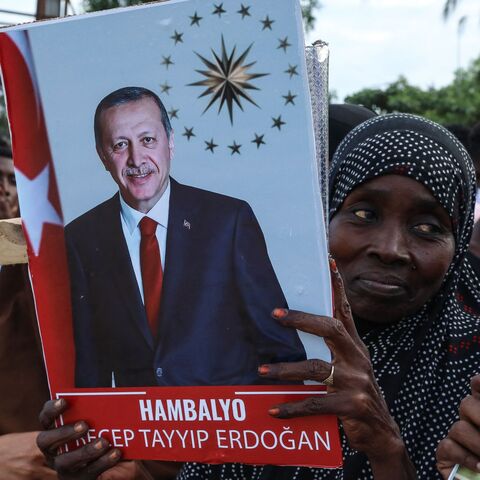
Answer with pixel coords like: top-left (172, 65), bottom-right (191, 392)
top-left (57, 385), bottom-right (341, 468)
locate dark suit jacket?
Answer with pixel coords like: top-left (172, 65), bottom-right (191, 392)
top-left (66, 178), bottom-right (306, 387)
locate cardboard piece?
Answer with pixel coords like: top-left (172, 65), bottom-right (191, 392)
top-left (0, 218), bottom-right (27, 264)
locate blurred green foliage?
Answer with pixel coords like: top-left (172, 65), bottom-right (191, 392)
top-left (346, 55), bottom-right (480, 126)
top-left (83, 0), bottom-right (157, 11)
top-left (300, 0), bottom-right (321, 32)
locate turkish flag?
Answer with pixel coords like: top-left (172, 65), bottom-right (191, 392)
top-left (0, 31), bottom-right (75, 391)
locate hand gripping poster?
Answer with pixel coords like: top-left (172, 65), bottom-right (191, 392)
top-left (0, 0), bottom-right (341, 467)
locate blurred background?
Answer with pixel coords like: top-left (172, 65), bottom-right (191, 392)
top-left (0, 0), bottom-right (479, 137)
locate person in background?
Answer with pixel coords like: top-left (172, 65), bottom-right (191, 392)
top-left (0, 139), bottom-right (18, 219)
top-left (328, 103), bottom-right (377, 162)
top-left (468, 122), bottom-right (480, 256)
top-left (448, 122), bottom-right (480, 316)
top-left (0, 139), bottom-right (56, 479)
top-left (468, 122), bottom-right (480, 188)
top-left (445, 124), bottom-right (471, 155)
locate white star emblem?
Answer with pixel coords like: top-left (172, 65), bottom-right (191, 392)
top-left (15, 165), bottom-right (63, 256)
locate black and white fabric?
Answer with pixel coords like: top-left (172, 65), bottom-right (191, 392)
top-left (456, 251), bottom-right (480, 317)
top-left (178, 113), bottom-right (480, 480)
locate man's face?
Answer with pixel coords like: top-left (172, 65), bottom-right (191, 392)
top-left (97, 97), bottom-right (174, 213)
top-left (0, 155), bottom-right (19, 219)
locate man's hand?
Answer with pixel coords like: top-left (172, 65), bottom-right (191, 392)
top-left (0, 431), bottom-right (57, 480)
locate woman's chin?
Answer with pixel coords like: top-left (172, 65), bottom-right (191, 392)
top-left (351, 303), bottom-right (413, 327)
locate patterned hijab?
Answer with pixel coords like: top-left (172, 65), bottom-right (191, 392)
top-left (178, 114), bottom-right (480, 479)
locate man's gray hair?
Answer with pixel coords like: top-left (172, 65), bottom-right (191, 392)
top-left (94, 86), bottom-right (172, 145)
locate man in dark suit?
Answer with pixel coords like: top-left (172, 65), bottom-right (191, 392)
top-left (66, 86), bottom-right (305, 388)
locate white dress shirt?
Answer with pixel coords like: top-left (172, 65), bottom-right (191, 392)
top-left (119, 180), bottom-right (170, 304)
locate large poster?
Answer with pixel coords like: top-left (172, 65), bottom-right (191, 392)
top-left (0, 0), bottom-right (340, 467)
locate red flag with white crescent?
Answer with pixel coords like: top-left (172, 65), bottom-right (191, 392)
top-left (0, 30), bottom-right (75, 392)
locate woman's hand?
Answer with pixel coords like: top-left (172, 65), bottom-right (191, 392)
top-left (258, 258), bottom-right (416, 479)
top-left (36, 399), bottom-right (149, 480)
top-left (437, 375), bottom-right (480, 479)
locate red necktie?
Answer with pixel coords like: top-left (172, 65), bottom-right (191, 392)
top-left (139, 217), bottom-right (163, 337)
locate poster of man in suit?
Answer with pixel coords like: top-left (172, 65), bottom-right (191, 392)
top-left (0, 0), bottom-right (338, 466)
top-left (67, 86), bottom-right (307, 388)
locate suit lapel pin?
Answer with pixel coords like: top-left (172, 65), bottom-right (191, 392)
top-left (183, 219), bottom-right (191, 230)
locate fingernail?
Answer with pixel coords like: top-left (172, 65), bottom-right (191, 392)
top-left (329, 257), bottom-right (338, 272)
top-left (272, 308), bottom-right (288, 319)
top-left (258, 365), bottom-right (270, 375)
top-left (268, 408), bottom-right (280, 416)
top-left (94, 440), bottom-right (104, 450)
top-left (74, 422), bottom-right (86, 433)
top-left (110, 450), bottom-right (121, 460)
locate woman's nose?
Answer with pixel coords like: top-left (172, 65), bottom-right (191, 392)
top-left (368, 224), bottom-right (411, 265)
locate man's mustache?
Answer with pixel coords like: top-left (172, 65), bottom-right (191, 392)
top-left (124, 165), bottom-right (156, 176)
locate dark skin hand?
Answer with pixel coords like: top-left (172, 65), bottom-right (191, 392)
top-left (36, 399), bottom-right (155, 480)
top-left (259, 258), bottom-right (417, 480)
top-left (437, 375), bottom-right (480, 479)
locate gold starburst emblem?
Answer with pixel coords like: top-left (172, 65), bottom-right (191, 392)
top-left (188, 36), bottom-right (268, 124)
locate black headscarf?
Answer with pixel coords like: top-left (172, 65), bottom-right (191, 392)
top-left (178, 114), bottom-right (480, 479)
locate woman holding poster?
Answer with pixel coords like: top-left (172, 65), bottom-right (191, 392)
top-left (37, 114), bottom-right (480, 480)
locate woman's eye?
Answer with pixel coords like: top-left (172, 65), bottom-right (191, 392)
top-left (414, 223), bottom-right (440, 234)
top-left (353, 209), bottom-right (375, 220)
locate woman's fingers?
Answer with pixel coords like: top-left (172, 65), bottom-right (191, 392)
top-left (36, 398), bottom-right (123, 479)
top-left (448, 420), bottom-right (480, 459)
top-left (259, 359), bottom-right (333, 383)
top-left (435, 379), bottom-right (480, 477)
top-left (53, 439), bottom-right (121, 478)
top-left (329, 257), bottom-right (365, 348)
top-left (459, 394), bottom-right (480, 428)
top-left (272, 309), bottom-right (355, 355)
top-left (37, 421), bottom-right (89, 455)
top-left (39, 399), bottom-right (68, 430)
top-left (437, 437), bottom-right (480, 477)
top-left (471, 375), bottom-right (480, 398)
top-left (268, 393), bottom-right (350, 418)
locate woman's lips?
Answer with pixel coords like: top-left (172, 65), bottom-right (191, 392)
top-left (353, 275), bottom-right (409, 297)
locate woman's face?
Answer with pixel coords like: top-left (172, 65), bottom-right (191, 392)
top-left (330, 174), bottom-right (455, 324)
